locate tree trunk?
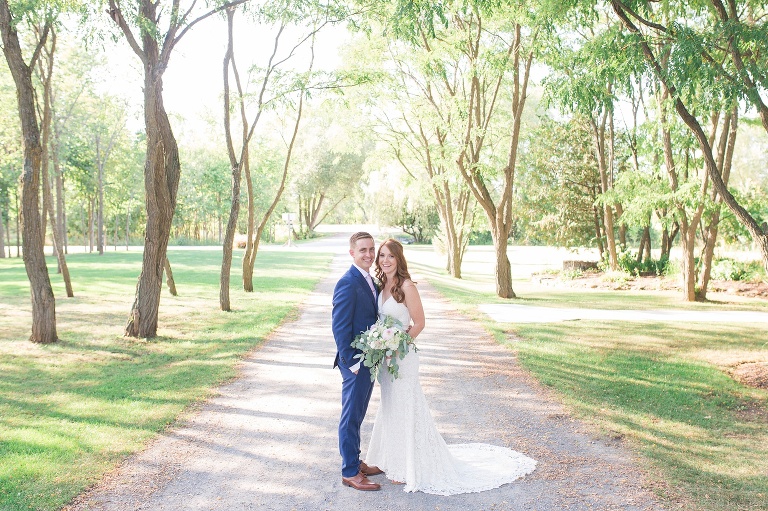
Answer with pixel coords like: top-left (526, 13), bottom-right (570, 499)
top-left (431, 182), bottom-right (467, 279)
top-left (2, 207), bottom-right (8, 257)
top-left (591, 116), bottom-right (618, 270)
top-left (219, 162), bottom-right (240, 311)
top-left (46, 195), bottom-right (73, 297)
top-left (616, 204), bottom-right (627, 250)
top-left (220, 7), bottom-right (242, 312)
top-left (636, 225), bottom-right (650, 263)
top-left (51, 87), bottom-right (67, 256)
top-left (0, 4), bottom-right (58, 343)
top-left (410, 125), bottom-right (470, 280)
top-left (699, 107), bottom-right (738, 300)
top-left (239, 18), bottom-right (308, 292)
top-left (97, 159), bottom-right (104, 255)
top-left (124, 4), bottom-right (182, 338)
top-left (660, 227), bottom-right (670, 260)
top-left (125, 85), bottom-right (181, 336)
top-left (659, 87), bottom-right (709, 302)
top-left (81, 207), bottom-right (86, 250)
top-left (15, 188), bottom-right (20, 257)
top-left (88, 196), bottom-right (94, 252)
top-left (680, 219), bottom-right (696, 302)
top-left (242, 154), bottom-right (256, 292)
top-left (491, 224), bottom-right (515, 298)
top-left (698, 211), bottom-right (720, 299)
top-left (6, 209), bottom-right (11, 257)
top-left (0, 202), bottom-right (5, 258)
top-left (40, 155), bottom-right (49, 251)
top-left (593, 202), bottom-right (604, 259)
top-left (38, 29), bottom-right (72, 297)
top-left (609, 112), bottom-right (626, 251)
top-left (163, 256), bottom-right (177, 296)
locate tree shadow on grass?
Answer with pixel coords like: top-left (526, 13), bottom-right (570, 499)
top-left (513, 323), bottom-right (768, 511)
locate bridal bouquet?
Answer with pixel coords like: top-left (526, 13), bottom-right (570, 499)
top-left (351, 314), bottom-right (417, 382)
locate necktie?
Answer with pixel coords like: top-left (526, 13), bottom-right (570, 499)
top-left (364, 273), bottom-right (376, 298)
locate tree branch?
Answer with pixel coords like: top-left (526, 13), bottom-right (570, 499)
top-left (29, 23), bottom-right (50, 70)
top-left (107, 0), bottom-right (146, 64)
top-left (172, 0), bottom-right (251, 50)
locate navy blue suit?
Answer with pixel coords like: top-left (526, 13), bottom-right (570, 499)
top-left (332, 265), bottom-right (378, 477)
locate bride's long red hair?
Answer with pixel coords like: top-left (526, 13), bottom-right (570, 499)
top-left (375, 239), bottom-right (415, 303)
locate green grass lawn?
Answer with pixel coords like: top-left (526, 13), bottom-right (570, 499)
top-left (407, 245), bottom-right (768, 511)
top-left (0, 247), bottom-right (333, 511)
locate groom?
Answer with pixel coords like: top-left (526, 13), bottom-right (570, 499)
top-left (331, 232), bottom-right (384, 491)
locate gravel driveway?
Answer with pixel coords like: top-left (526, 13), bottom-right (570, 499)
top-left (66, 240), bottom-right (667, 511)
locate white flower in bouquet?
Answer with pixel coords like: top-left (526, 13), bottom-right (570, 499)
top-left (351, 314), bottom-right (418, 382)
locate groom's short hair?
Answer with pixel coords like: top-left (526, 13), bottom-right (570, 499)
top-left (349, 231), bottom-right (374, 249)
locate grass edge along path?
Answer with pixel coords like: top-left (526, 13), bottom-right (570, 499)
top-left (0, 248), bottom-right (334, 511)
top-left (409, 254), bottom-right (768, 511)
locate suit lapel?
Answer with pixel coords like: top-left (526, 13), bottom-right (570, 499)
top-left (352, 266), bottom-right (377, 308)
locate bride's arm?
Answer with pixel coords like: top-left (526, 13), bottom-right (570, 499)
top-left (402, 280), bottom-right (425, 339)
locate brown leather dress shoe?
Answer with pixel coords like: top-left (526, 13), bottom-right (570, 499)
top-left (341, 472), bottom-right (381, 491)
top-left (359, 461), bottom-right (384, 476)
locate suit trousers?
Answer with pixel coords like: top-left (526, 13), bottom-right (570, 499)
top-left (338, 363), bottom-right (375, 477)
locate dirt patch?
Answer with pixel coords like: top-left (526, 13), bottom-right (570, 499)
top-left (731, 362), bottom-right (768, 390)
top-left (708, 280), bottom-right (768, 298)
top-left (535, 272), bottom-right (768, 299)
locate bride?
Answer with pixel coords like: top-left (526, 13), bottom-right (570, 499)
top-left (365, 238), bottom-right (536, 495)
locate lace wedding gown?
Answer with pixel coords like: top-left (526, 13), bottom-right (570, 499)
top-left (365, 295), bottom-right (537, 495)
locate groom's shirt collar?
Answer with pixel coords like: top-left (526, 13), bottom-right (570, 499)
top-left (352, 263), bottom-right (371, 279)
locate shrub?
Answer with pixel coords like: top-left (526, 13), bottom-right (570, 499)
top-left (599, 249), bottom-right (670, 276)
top-left (468, 230), bottom-right (493, 245)
top-left (711, 258), bottom-right (765, 282)
top-left (601, 269), bottom-right (633, 284)
top-left (561, 269), bottom-right (583, 280)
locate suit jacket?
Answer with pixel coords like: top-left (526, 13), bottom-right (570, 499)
top-left (332, 265), bottom-right (378, 369)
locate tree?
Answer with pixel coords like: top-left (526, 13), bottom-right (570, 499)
top-left (173, 145), bottom-right (230, 242)
top-left (699, 106), bottom-right (738, 298)
top-left (218, 1), bottom-right (331, 303)
top-left (219, 5), bottom-right (244, 311)
top-left (35, 26), bottom-right (73, 296)
top-left (544, 15), bottom-right (650, 270)
top-left (49, 39), bottom-right (110, 256)
top-left (518, 116), bottom-right (603, 249)
top-left (386, 0), bottom-right (553, 297)
top-left (295, 144), bottom-right (367, 235)
top-left (0, 0), bottom-right (59, 343)
top-left (347, 27), bottom-right (476, 278)
top-left (609, 0), bottom-right (768, 276)
top-left (105, 0), bottom-right (249, 337)
top-left (62, 121), bottom-right (97, 250)
top-left (92, 103), bottom-right (126, 255)
top-left (392, 201), bottom-right (440, 244)
top-left (379, 85), bottom-right (475, 276)
top-left (0, 64), bottom-right (21, 259)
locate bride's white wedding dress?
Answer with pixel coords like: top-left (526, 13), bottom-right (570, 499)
top-left (365, 295), bottom-right (536, 495)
